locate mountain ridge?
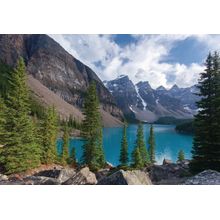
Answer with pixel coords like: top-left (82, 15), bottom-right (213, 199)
top-left (104, 75), bottom-right (199, 122)
top-left (0, 34), bottom-right (124, 126)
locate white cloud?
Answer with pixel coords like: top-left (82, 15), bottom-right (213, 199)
top-left (50, 34), bottom-right (206, 89)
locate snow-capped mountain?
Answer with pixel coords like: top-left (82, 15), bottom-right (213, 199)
top-left (104, 75), bottom-right (199, 122)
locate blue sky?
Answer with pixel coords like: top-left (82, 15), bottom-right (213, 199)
top-left (50, 34), bottom-right (220, 89)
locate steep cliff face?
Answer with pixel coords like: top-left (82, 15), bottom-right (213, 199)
top-left (0, 34), bottom-right (123, 122)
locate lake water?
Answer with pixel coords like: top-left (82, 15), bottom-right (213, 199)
top-left (57, 124), bottom-right (193, 166)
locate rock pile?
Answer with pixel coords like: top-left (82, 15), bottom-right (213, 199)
top-left (184, 170), bottom-right (220, 185)
top-left (98, 169), bottom-right (152, 185)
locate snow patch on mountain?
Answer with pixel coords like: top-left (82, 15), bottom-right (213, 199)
top-left (129, 105), bottom-right (137, 113)
top-left (134, 85), bottom-right (147, 110)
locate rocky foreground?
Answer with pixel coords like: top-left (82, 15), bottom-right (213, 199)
top-left (1, 160), bottom-right (220, 185)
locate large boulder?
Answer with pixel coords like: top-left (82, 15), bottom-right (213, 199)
top-left (33, 167), bottom-right (76, 184)
top-left (163, 159), bottom-right (173, 165)
top-left (149, 162), bottom-right (191, 184)
top-left (95, 168), bottom-right (111, 182)
top-left (24, 176), bottom-right (59, 185)
top-left (184, 170), bottom-right (220, 185)
top-left (57, 168), bottom-right (76, 183)
top-left (98, 169), bottom-right (152, 185)
top-left (0, 174), bottom-right (8, 182)
top-left (34, 169), bottom-right (61, 178)
top-left (62, 167), bottom-right (97, 185)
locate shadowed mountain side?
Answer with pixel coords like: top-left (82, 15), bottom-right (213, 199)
top-left (28, 75), bottom-right (123, 127)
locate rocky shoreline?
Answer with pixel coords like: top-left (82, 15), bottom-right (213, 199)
top-left (1, 160), bottom-right (220, 185)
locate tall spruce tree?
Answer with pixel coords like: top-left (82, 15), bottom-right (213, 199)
top-left (148, 124), bottom-right (156, 164)
top-left (119, 124), bottom-right (129, 167)
top-left (81, 81), bottom-right (105, 171)
top-left (131, 123), bottom-right (149, 168)
top-left (132, 146), bottom-right (143, 169)
top-left (0, 97), bottom-right (6, 164)
top-left (137, 123), bottom-right (149, 165)
top-left (0, 97), bottom-right (6, 142)
top-left (1, 58), bottom-right (41, 174)
top-left (61, 122), bottom-right (69, 165)
top-left (41, 106), bottom-right (58, 164)
top-left (190, 52), bottom-right (220, 173)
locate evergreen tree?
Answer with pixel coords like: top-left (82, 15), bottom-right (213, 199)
top-left (136, 123), bottom-right (150, 165)
top-left (190, 52), bottom-right (220, 173)
top-left (131, 146), bottom-right (144, 169)
top-left (177, 149), bottom-right (185, 162)
top-left (61, 122), bottom-right (69, 165)
top-left (119, 124), bottom-right (129, 167)
top-left (41, 106), bottom-right (58, 164)
top-left (1, 58), bottom-right (41, 174)
top-left (148, 124), bottom-right (156, 164)
top-left (0, 97), bottom-right (6, 164)
top-left (81, 82), bottom-right (105, 171)
top-left (0, 97), bottom-right (6, 143)
top-left (68, 147), bottom-right (77, 167)
top-left (131, 123), bottom-right (150, 168)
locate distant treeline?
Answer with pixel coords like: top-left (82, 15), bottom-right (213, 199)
top-left (154, 116), bottom-right (193, 125)
top-left (175, 121), bottom-right (194, 134)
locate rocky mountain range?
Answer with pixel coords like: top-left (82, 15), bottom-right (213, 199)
top-left (0, 34), bottom-right (124, 127)
top-left (0, 34), bottom-right (200, 125)
top-left (104, 75), bottom-right (199, 122)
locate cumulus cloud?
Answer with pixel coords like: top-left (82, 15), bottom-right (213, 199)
top-left (50, 34), bottom-right (207, 89)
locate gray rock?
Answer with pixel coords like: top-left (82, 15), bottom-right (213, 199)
top-left (96, 168), bottom-right (111, 181)
top-left (149, 163), bottom-right (191, 184)
top-left (98, 169), bottom-right (152, 185)
top-left (184, 170), bottom-right (220, 185)
top-left (0, 174), bottom-right (8, 181)
top-left (163, 159), bottom-right (173, 165)
top-left (34, 169), bottom-right (61, 178)
top-left (24, 176), bottom-right (59, 185)
top-left (62, 167), bottom-right (97, 185)
top-left (57, 168), bottom-right (76, 183)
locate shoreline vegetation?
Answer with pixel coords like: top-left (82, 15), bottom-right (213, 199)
top-left (0, 51), bottom-right (220, 184)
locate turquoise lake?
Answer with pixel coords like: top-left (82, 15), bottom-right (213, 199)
top-left (57, 124), bottom-right (193, 166)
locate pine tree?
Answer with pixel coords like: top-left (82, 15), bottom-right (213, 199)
top-left (132, 146), bottom-right (144, 169)
top-left (0, 97), bottom-right (6, 143)
top-left (1, 58), bottom-right (41, 174)
top-left (68, 147), bottom-right (77, 167)
top-left (148, 124), bottom-right (156, 164)
top-left (119, 124), bottom-right (129, 167)
top-left (131, 123), bottom-right (150, 168)
top-left (177, 149), bottom-right (185, 162)
top-left (41, 106), bottom-right (58, 165)
top-left (61, 122), bottom-right (69, 165)
top-left (81, 81), bottom-right (105, 171)
top-left (190, 52), bottom-right (220, 173)
top-left (136, 123), bottom-right (150, 165)
top-left (0, 97), bottom-right (6, 164)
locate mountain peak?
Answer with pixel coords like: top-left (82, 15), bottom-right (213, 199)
top-left (136, 81), bottom-right (152, 90)
top-left (156, 85), bottom-right (166, 91)
top-left (170, 84), bottom-right (179, 90)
